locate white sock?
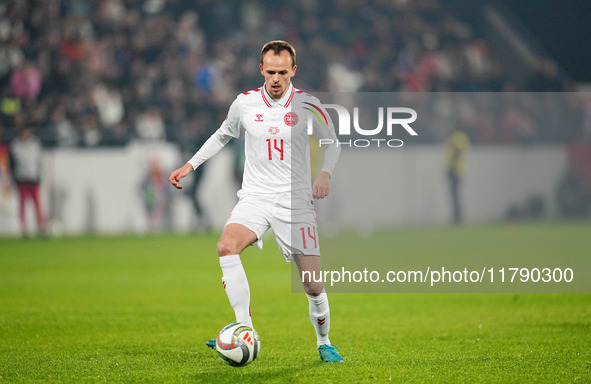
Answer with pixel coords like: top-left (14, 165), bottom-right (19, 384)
top-left (220, 254), bottom-right (253, 329)
top-left (307, 291), bottom-right (331, 346)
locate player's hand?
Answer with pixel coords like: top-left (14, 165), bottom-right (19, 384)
top-left (312, 171), bottom-right (331, 199)
top-left (169, 163), bottom-right (193, 189)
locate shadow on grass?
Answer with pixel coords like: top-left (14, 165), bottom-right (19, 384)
top-left (187, 358), bottom-right (326, 383)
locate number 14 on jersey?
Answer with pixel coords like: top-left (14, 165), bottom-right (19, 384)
top-left (266, 138), bottom-right (284, 160)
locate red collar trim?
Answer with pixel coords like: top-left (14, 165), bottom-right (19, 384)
top-left (284, 86), bottom-right (295, 108)
top-left (261, 84), bottom-right (294, 108)
top-left (261, 86), bottom-right (272, 108)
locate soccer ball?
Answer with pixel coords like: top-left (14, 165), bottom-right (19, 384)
top-left (216, 322), bottom-right (260, 367)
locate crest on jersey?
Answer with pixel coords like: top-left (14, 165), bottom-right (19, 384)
top-left (284, 112), bottom-right (298, 126)
top-left (255, 113), bottom-right (264, 122)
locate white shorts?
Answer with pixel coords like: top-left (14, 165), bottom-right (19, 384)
top-left (225, 190), bottom-right (320, 261)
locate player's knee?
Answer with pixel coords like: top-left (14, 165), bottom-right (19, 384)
top-left (302, 280), bottom-right (323, 296)
top-left (217, 238), bottom-right (239, 256)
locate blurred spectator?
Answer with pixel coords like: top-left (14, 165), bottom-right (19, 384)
top-left (8, 128), bottom-right (45, 236)
top-left (135, 107), bottom-right (165, 141)
top-left (10, 61), bottom-right (42, 101)
top-left (0, 40), bottom-right (25, 81)
top-left (176, 11), bottom-right (206, 55)
top-left (91, 84), bottom-right (124, 128)
top-left (50, 104), bottom-right (78, 147)
top-left (0, 88), bottom-right (21, 126)
top-left (141, 157), bottom-right (171, 232)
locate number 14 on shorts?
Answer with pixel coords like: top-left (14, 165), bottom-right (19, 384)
top-left (299, 226), bottom-right (317, 249)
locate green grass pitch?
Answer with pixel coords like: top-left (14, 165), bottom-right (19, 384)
top-left (1, 223), bottom-right (590, 383)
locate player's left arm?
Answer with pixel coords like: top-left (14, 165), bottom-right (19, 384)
top-left (312, 102), bottom-right (340, 199)
top-left (312, 171), bottom-right (331, 199)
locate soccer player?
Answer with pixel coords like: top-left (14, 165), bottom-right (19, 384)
top-left (169, 41), bottom-right (343, 363)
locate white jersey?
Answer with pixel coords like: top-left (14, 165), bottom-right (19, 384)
top-left (189, 83), bottom-right (340, 196)
top-left (10, 136), bottom-right (42, 183)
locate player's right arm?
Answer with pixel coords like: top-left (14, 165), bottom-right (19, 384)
top-left (169, 98), bottom-right (242, 190)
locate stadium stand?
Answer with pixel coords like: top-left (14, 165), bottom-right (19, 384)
top-left (0, 0), bottom-right (581, 148)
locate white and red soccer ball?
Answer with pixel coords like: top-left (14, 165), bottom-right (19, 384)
top-left (215, 322), bottom-right (260, 367)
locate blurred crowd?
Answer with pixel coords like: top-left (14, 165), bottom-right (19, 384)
top-left (406, 92), bottom-right (586, 144)
top-left (0, 0), bottom-right (581, 148)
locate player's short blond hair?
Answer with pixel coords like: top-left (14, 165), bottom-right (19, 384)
top-left (260, 40), bottom-right (296, 68)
